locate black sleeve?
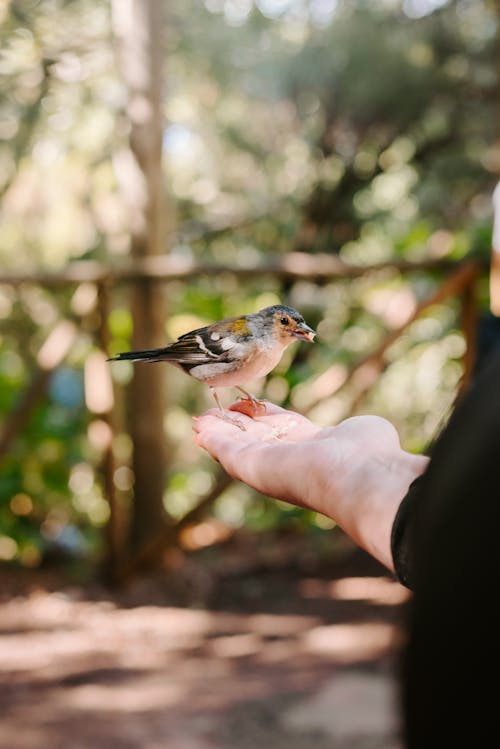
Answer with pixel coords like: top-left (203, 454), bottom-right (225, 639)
top-left (399, 344), bottom-right (500, 747)
top-left (390, 476), bottom-right (425, 590)
top-left (391, 322), bottom-right (500, 592)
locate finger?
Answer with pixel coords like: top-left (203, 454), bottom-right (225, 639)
top-left (193, 415), bottom-right (314, 504)
top-left (229, 399), bottom-right (266, 418)
top-left (228, 400), bottom-right (289, 416)
top-left (193, 423), bottom-right (259, 477)
top-left (193, 412), bottom-right (254, 432)
top-left (192, 412), bottom-right (273, 441)
top-left (252, 412), bottom-right (322, 441)
top-left (232, 401), bottom-right (313, 427)
top-left (229, 401), bottom-right (319, 423)
top-left (193, 405), bottom-right (326, 451)
top-left (194, 424), bottom-right (292, 495)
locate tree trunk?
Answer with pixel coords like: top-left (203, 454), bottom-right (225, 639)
top-left (112, 0), bottom-right (169, 554)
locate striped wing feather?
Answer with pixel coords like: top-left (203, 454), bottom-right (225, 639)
top-left (112, 322), bottom-right (247, 364)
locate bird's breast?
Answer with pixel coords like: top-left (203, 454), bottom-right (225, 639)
top-left (188, 340), bottom-right (286, 387)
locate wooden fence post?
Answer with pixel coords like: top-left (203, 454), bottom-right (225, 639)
top-left (112, 0), bottom-right (170, 557)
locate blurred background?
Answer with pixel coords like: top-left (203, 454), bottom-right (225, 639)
top-left (0, 1), bottom-right (498, 747)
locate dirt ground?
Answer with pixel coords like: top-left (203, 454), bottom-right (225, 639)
top-left (0, 534), bottom-right (410, 749)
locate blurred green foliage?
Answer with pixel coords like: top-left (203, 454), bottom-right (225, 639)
top-left (0, 0), bottom-right (497, 568)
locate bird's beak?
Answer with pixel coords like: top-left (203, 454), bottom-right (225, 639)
top-left (292, 322), bottom-right (316, 342)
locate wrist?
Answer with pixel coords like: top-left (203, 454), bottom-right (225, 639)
top-left (351, 448), bottom-right (428, 571)
top-left (316, 426), bottom-right (429, 572)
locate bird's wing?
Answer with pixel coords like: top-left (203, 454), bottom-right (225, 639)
top-left (173, 318), bottom-right (251, 362)
top-left (110, 318), bottom-right (252, 365)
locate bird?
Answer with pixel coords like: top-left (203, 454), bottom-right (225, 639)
top-left (109, 304), bottom-right (316, 429)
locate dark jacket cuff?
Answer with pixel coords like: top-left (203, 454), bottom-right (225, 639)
top-left (390, 476), bottom-right (424, 590)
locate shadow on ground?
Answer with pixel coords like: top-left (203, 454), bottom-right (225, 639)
top-left (0, 540), bottom-right (409, 749)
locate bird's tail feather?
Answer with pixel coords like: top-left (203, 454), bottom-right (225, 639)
top-left (108, 348), bottom-right (167, 363)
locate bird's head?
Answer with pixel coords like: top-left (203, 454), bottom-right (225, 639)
top-left (253, 305), bottom-right (316, 346)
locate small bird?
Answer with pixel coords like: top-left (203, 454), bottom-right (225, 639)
top-left (109, 304), bottom-right (316, 429)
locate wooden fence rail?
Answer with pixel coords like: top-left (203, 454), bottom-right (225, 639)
top-left (0, 252), bottom-right (476, 286)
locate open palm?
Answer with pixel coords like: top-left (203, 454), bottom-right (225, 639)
top-left (193, 401), bottom-right (428, 572)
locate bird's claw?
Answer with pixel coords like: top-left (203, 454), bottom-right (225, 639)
top-left (216, 412), bottom-right (247, 431)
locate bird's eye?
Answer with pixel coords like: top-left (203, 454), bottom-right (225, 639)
top-left (280, 316), bottom-right (289, 326)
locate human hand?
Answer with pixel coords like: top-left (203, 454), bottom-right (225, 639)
top-left (193, 402), bottom-right (429, 572)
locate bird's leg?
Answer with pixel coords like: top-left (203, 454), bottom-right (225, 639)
top-left (235, 386), bottom-right (267, 416)
top-left (211, 388), bottom-right (246, 431)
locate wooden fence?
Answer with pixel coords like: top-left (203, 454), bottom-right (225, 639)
top-left (0, 252), bottom-right (487, 579)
